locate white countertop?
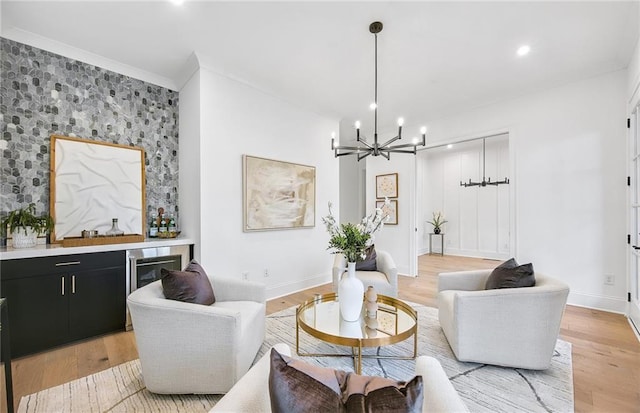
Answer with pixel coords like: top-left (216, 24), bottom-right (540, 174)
top-left (0, 237), bottom-right (196, 260)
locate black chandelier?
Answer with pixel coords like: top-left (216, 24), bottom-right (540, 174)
top-left (460, 138), bottom-right (510, 187)
top-left (331, 21), bottom-right (426, 161)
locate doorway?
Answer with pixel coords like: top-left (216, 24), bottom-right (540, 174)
top-left (628, 104), bottom-right (640, 335)
top-left (416, 133), bottom-right (511, 260)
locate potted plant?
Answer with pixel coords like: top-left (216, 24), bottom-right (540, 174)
top-left (1, 203), bottom-right (54, 248)
top-left (427, 211), bottom-right (447, 234)
top-left (322, 200), bottom-right (390, 321)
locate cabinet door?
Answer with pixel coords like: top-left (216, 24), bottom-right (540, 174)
top-left (68, 266), bottom-right (125, 340)
top-left (1, 273), bottom-right (68, 357)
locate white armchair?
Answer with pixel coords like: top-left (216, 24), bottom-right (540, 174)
top-left (127, 275), bottom-right (266, 394)
top-left (437, 269), bottom-right (569, 370)
top-left (332, 250), bottom-right (398, 297)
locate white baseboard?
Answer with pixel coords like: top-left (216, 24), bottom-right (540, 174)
top-left (567, 291), bottom-right (628, 314)
top-left (266, 273), bottom-right (332, 300)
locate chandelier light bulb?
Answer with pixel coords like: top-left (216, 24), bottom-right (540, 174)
top-left (517, 45), bottom-right (530, 56)
top-left (397, 117), bottom-right (404, 126)
top-left (355, 121), bottom-right (361, 129)
top-left (370, 103), bottom-right (377, 110)
top-left (447, 144), bottom-right (453, 149)
top-left (420, 126), bottom-right (427, 134)
top-left (411, 137), bottom-right (419, 144)
top-left (331, 132), bottom-right (336, 139)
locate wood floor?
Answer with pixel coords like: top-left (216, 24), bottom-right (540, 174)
top-left (2, 254), bottom-right (639, 412)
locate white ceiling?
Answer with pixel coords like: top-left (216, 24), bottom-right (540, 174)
top-left (2, 1), bottom-right (639, 132)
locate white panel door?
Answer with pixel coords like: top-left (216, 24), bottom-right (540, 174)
top-left (629, 105), bottom-right (640, 335)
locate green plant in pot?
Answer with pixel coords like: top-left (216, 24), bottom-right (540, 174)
top-left (1, 203), bottom-right (54, 248)
top-left (427, 211), bottom-right (447, 234)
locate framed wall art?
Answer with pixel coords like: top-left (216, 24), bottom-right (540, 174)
top-left (376, 173), bottom-right (398, 199)
top-left (243, 155), bottom-right (316, 231)
top-left (377, 199), bottom-right (398, 225)
top-left (50, 135), bottom-right (145, 242)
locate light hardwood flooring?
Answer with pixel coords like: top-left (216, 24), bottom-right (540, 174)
top-left (2, 254), bottom-right (639, 412)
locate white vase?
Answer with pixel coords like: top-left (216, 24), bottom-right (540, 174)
top-left (11, 226), bottom-right (38, 248)
top-left (338, 262), bottom-right (364, 321)
top-left (339, 318), bottom-right (362, 338)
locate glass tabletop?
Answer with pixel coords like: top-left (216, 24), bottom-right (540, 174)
top-left (296, 293), bottom-right (417, 347)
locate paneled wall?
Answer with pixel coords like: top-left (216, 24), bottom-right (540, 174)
top-left (0, 38), bottom-right (179, 228)
top-left (419, 136), bottom-right (510, 259)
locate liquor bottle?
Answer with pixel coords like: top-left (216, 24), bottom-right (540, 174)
top-left (168, 213), bottom-right (177, 235)
top-left (105, 218), bottom-right (124, 236)
top-left (159, 214), bottom-right (168, 235)
top-left (149, 213), bottom-right (158, 238)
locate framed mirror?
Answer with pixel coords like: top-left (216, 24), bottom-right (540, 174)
top-left (50, 135), bottom-right (146, 242)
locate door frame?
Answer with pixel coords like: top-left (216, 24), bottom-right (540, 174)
top-left (413, 128), bottom-right (516, 262)
top-left (628, 99), bottom-right (640, 337)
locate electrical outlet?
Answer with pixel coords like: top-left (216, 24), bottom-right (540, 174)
top-left (242, 272), bottom-right (249, 281)
top-left (604, 274), bottom-right (615, 285)
top-left (264, 269), bottom-right (269, 277)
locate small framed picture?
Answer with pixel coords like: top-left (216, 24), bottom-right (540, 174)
top-left (377, 199), bottom-right (398, 225)
top-left (376, 173), bottom-right (398, 199)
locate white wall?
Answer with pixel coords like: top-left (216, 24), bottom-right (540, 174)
top-left (178, 70), bottom-right (201, 259)
top-left (365, 149), bottom-right (418, 276)
top-left (338, 119), bottom-right (363, 224)
top-left (181, 62), bottom-right (340, 299)
top-left (630, 41), bottom-right (640, 110)
top-left (421, 70), bottom-right (628, 313)
top-left (364, 70), bottom-right (627, 311)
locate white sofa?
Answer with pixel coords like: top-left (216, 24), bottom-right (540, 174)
top-left (332, 250), bottom-right (399, 297)
top-left (438, 269), bottom-right (570, 370)
top-left (211, 343), bottom-right (469, 413)
top-left (127, 276), bottom-right (266, 394)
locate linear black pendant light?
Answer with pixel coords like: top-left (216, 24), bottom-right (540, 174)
top-left (460, 138), bottom-right (510, 187)
top-left (331, 21), bottom-right (427, 161)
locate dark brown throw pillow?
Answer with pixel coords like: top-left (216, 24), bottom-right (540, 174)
top-left (485, 258), bottom-right (535, 290)
top-left (161, 260), bottom-right (215, 305)
top-left (356, 246), bottom-right (378, 271)
top-left (268, 348), bottom-right (423, 413)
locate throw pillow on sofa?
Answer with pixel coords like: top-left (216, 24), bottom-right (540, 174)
top-left (268, 348), bottom-right (423, 413)
top-left (161, 260), bottom-right (215, 305)
top-left (485, 258), bottom-right (535, 290)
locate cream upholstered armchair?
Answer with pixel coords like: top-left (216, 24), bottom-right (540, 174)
top-left (127, 276), bottom-right (266, 394)
top-left (332, 250), bottom-right (398, 297)
top-left (437, 269), bottom-right (569, 370)
top-left (211, 343), bottom-right (469, 413)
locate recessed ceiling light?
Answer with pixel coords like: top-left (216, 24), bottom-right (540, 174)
top-left (517, 45), bottom-right (531, 57)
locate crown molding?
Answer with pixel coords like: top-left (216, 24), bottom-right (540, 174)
top-left (2, 27), bottom-right (178, 91)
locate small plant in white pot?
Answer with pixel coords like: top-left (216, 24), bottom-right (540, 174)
top-left (1, 203), bottom-right (54, 248)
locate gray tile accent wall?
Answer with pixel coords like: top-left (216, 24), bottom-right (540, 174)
top-left (0, 38), bottom-right (179, 234)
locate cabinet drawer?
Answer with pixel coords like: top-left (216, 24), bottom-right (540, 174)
top-left (1, 250), bottom-right (125, 280)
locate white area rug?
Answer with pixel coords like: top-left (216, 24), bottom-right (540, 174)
top-left (19, 304), bottom-right (573, 412)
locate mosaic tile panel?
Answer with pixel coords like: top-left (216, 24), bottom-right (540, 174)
top-left (0, 38), bottom-right (179, 236)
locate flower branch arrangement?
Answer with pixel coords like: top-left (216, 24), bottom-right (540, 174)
top-left (427, 211), bottom-right (448, 234)
top-left (322, 199), bottom-right (390, 263)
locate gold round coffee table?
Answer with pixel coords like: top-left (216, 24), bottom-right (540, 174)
top-left (295, 293), bottom-right (418, 374)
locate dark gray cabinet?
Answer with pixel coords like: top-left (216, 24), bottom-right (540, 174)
top-left (0, 251), bottom-right (126, 357)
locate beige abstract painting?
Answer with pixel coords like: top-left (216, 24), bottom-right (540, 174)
top-left (243, 155), bottom-right (315, 231)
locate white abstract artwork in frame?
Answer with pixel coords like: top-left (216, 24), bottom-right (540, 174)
top-left (50, 135), bottom-right (145, 242)
top-left (243, 155), bottom-right (316, 231)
